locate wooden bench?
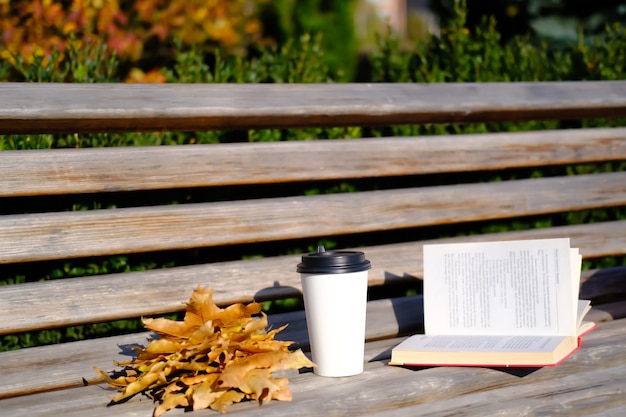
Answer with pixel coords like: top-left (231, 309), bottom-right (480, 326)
top-left (1, 81), bottom-right (626, 416)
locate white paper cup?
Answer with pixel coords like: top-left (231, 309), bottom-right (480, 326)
top-left (297, 246), bottom-right (371, 377)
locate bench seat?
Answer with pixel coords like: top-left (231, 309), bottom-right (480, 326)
top-left (2, 312), bottom-right (626, 416)
top-left (1, 81), bottom-right (626, 416)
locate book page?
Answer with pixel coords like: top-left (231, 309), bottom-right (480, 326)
top-left (396, 334), bottom-right (566, 353)
top-left (570, 248), bottom-right (582, 320)
top-left (577, 299), bottom-right (591, 325)
top-left (389, 333), bottom-right (579, 367)
top-left (423, 238), bottom-right (576, 336)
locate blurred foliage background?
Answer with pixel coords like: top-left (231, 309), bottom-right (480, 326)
top-left (3, 0), bottom-right (626, 82)
top-left (1, 0), bottom-right (626, 350)
top-left (434, 0), bottom-right (626, 46)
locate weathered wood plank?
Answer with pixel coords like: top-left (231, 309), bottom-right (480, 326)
top-left (2, 171), bottom-right (625, 264)
top-left (2, 82), bottom-right (626, 134)
top-left (581, 265), bottom-right (626, 302)
top-left (0, 296), bottom-right (419, 399)
top-left (0, 301), bottom-right (621, 408)
top-left (587, 300), bottom-right (626, 322)
top-left (1, 289), bottom-right (620, 401)
top-left (1, 221), bottom-right (624, 335)
top-left (363, 365), bottom-right (626, 416)
top-left (361, 321), bottom-right (626, 417)
top-left (585, 405), bottom-right (626, 417)
top-left (2, 319), bottom-right (625, 417)
top-left (2, 80), bottom-right (625, 417)
top-left (207, 319), bottom-right (626, 416)
top-left (0, 340), bottom-right (407, 417)
top-left (2, 127), bottom-right (626, 197)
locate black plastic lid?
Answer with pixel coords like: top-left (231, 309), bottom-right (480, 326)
top-left (297, 246), bottom-right (371, 274)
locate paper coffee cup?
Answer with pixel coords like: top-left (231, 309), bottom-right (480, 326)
top-left (297, 246), bottom-right (371, 377)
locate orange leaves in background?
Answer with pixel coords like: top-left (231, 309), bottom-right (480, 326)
top-left (0, 0), bottom-right (139, 63)
top-left (94, 287), bottom-right (314, 415)
top-left (136, 0), bottom-right (260, 49)
top-left (1, 0), bottom-right (262, 66)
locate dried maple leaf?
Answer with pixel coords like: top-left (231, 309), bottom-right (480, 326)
top-left (94, 286), bottom-right (315, 415)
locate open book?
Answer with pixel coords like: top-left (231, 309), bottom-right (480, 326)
top-left (390, 238), bottom-right (597, 367)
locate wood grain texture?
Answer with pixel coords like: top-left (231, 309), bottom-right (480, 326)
top-left (0, 296), bottom-right (419, 399)
top-left (1, 171), bottom-right (625, 264)
top-left (199, 319), bottom-right (626, 417)
top-left (2, 82), bottom-right (626, 134)
top-left (586, 405), bottom-right (626, 417)
top-left (587, 300), bottom-right (626, 323)
top-left (3, 81), bottom-right (626, 417)
top-left (0, 338), bottom-right (404, 415)
top-left (581, 265), bottom-right (626, 302)
top-left (2, 127), bottom-right (626, 197)
top-left (1, 221), bottom-right (624, 335)
top-left (0, 291), bottom-right (619, 403)
top-left (363, 366), bottom-right (626, 416)
top-left (1, 318), bottom-right (624, 417)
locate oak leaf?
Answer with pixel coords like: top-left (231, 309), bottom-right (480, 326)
top-left (154, 393), bottom-right (189, 417)
top-left (210, 389), bottom-right (247, 414)
top-left (95, 286), bottom-right (315, 414)
top-left (237, 368), bottom-right (290, 405)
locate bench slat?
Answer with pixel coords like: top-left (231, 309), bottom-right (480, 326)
top-left (2, 82), bottom-right (626, 134)
top-left (6, 367), bottom-right (626, 417)
top-left (2, 171), bottom-right (625, 264)
top-left (1, 221), bottom-right (624, 335)
top-left (362, 320), bottom-right (626, 417)
top-left (587, 300), bottom-right (626, 323)
top-left (0, 296), bottom-right (420, 399)
top-left (0, 291), bottom-right (622, 403)
top-left (364, 366), bottom-right (626, 416)
top-left (1, 318), bottom-right (625, 416)
top-left (2, 127), bottom-right (626, 197)
top-left (2, 79), bottom-right (626, 416)
top-left (206, 320), bottom-right (626, 416)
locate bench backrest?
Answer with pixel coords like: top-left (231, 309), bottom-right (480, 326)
top-left (1, 81), bottom-right (626, 339)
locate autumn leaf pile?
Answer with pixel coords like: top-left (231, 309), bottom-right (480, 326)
top-left (94, 287), bottom-right (314, 415)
